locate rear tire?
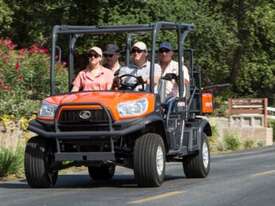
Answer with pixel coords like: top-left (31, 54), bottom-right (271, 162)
top-left (133, 133), bottom-right (166, 187)
top-left (88, 163), bottom-right (115, 180)
top-left (183, 133), bottom-right (210, 178)
top-left (24, 136), bottom-right (58, 188)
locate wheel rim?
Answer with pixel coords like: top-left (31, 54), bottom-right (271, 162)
top-left (202, 141), bottom-right (209, 169)
top-left (156, 146), bottom-right (164, 176)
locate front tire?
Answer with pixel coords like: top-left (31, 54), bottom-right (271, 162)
top-left (183, 133), bottom-right (210, 178)
top-left (133, 133), bottom-right (166, 187)
top-left (24, 136), bottom-right (58, 188)
top-left (88, 163), bottom-right (115, 180)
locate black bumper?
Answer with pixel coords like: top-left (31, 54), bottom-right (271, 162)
top-left (28, 119), bottom-right (146, 139)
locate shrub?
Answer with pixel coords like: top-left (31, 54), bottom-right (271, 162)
top-left (268, 119), bottom-right (275, 141)
top-left (212, 96), bottom-right (228, 117)
top-left (243, 139), bottom-right (255, 149)
top-left (209, 124), bottom-right (221, 152)
top-left (0, 38), bottom-right (68, 117)
top-left (223, 132), bottom-right (241, 151)
top-left (0, 146), bottom-right (24, 177)
top-left (256, 140), bottom-right (264, 148)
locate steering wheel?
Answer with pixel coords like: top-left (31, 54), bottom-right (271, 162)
top-left (118, 74), bottom-right (145, 91)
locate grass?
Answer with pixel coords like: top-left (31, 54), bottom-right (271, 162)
top-left (0, 146), bottom-right (24, 178)
top-left (223, 132), bottom-right (241, 151)
top-left (268, 119), bottom-right (275, 141)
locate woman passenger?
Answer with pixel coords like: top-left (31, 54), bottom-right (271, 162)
top-left (71, 46), bottom-right (114, 92)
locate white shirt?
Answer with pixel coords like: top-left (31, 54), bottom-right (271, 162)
top-left (158, 60), bottom-right (190, 100)
top-left (119, 61), bottom-right (161, 91)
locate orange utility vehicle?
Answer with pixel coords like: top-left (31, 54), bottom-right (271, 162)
top-left (25, 22), bottom-right (212, 188)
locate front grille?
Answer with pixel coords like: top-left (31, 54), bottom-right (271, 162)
top-left (58, 109), bottom-right (111, 131)
top-left (59, 109), bottom-right (109, 123)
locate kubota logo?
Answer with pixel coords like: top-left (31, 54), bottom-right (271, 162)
top-left (79, 110), bottom-right (91, 120)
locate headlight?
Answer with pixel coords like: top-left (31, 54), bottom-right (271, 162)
top-left (117, 98), bottom-right (148, 117)
top-left (38, 101), bottom-right (58, 118)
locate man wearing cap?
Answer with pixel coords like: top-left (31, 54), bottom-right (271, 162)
top-left (71, 46), bottom-right (114, 92)
top-left (158, 42), bottom-right (190, 100)
top-left (118, 41), bottom-right (161, 91)
top-left (103, 43), bottom-right (121, 75)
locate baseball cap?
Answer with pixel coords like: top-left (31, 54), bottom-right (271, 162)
top-left (103, 44), bottom-right (120, 55)
top-left (159, 42), bottom-right (173, 51)
top-left (132, 41), bottom-right (147, 51)
top-left (88, 46), bottom-right (103, 57)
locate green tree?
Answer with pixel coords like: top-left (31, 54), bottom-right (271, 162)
top-left (209, 0), bottom-right (275, 103)
top-left (1, 0), bottom-right (274, 105)
top-left (0, 0), bottom-right (13, 34)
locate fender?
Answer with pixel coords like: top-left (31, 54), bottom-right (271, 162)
top-left (197, 118), bottom-right (212, 151)
top-left (186, 117), bottom-right (212, 151)
top-left (142, 112), bottom-right (165, 126)
top-left (197, 118), bottom-right (212, 138)
top-left (142, 112), bottom-right (170, 150)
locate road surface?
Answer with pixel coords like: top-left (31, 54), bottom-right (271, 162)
top-left (1, 146), bottom-right (275, 206)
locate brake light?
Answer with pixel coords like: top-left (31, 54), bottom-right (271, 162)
top-left (201, 92), bottom-right (213, 113)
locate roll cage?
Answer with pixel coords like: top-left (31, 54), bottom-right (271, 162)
top-left (50, 22), bottom-right (194, 94)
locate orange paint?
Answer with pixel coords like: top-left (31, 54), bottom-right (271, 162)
top-left (201, 92), bottom-right (213, 113)
top-left (38, 91), bottom-right (155, 121)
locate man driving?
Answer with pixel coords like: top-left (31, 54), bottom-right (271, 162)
top-left (118, 41), bottom-right (161, 91)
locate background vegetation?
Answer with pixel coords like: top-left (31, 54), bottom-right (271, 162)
top-left (0, 0), bottom-right (274, 108)
top-left (0, 39), bottom-right (68, 117)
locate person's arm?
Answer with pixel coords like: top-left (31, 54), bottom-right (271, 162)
top-left (71, 72), bottom-right (82, 92)
top-left (183, 65), bottom-right (190, 97)
top-left (106, 71), bottom-right (115, 90)
top-left (71, 85), bottom-right (80, 92)
top-left (154, 64), bottom-right (162, 84)
top-left (183, 65), bottom-right (190, 85)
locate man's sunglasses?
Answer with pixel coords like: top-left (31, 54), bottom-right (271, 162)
top-left (88, 53), bottom-right (100, 58)
top-left (159, 49), bottom-right (171, 53)
top-left (103, 54), bottom-right (114, 58)
top-left (131, 49), bottom-right (145, 54)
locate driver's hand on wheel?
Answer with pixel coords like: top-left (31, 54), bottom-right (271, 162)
top-left (112, 76), bottom-right (120, 90)
top-left (136, 76), bottom-right (146, 84)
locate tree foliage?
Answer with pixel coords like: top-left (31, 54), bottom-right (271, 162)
top-left (1, 0), bottom-right (275, 105)
top-left (0, 0), bottom-right (13, 33)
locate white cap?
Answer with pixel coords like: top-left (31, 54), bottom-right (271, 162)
top-left (88, 46), bottom-right (103, 57)
top-left (132, 41), bottom-right (147, 51)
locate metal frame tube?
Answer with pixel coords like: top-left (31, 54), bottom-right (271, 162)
top-left (126, 33), bottom-right (132, 66)
top-left (55, 22), bottom-right (193, 35)
top-left (177, 29), bottom-right (189, 98)
top-left (68, 34), bottom-right (78, 91)
top-left (50, 26), bottom-right (59, 95)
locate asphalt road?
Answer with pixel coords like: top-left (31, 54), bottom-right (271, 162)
top-left (1, 146), bottom-right (275, 206)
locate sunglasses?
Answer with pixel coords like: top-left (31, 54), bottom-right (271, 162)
top-left (159, 49), bottom-right (171, 53)
top-left (131, 49), bottom-right (145, 54)
top-left (103, 54), bottom-right (114, 58)
top-left (88, 53), bottom-right (100, 58)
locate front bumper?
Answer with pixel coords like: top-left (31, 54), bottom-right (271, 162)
top-left (28, 118), bottom-right (146, 139)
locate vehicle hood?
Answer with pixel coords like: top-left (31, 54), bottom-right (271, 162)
top-left (43, 91), bottom-right (155, 120)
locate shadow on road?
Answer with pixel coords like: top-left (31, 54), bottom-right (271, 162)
top-left (0, 174), bottom-right (185, 189)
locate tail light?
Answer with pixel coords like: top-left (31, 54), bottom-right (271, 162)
top-left (201, 92), bottom-right (213, 113)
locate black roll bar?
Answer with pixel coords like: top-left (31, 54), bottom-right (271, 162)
top-left (50, 22), bottom-right (194, 95)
